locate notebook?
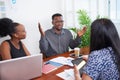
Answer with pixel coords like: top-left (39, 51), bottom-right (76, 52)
top-left (42, 64), bottom-right (58, 74)
top-left (0, 54), bottom-right (42, 80)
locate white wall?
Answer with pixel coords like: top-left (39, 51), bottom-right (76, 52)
top-left (0, 0), bottom-right (119, 55)
top-left (0, 0), bottom-right (64, 55)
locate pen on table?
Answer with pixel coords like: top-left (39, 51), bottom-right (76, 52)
top-left (78, 56), bottom-right (82, 59)
top-left (44, 61), bottom-right (50, 65)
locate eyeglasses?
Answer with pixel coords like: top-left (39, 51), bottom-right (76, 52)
top-left (54, 20), bottom-right (64, 23)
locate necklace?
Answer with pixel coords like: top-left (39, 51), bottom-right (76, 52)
top-left (10, 40), bottom-right (20, 49)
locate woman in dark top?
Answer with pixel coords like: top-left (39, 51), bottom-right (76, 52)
top-left (0, 18), bottom-right (30, 60)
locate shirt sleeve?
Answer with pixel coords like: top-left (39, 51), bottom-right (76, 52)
top-left (39, 36), bottom-right (49, 54)
top-left (82, 51), bottom-right (104, 80)
top-left (69, 34), bottom-right (81, 49)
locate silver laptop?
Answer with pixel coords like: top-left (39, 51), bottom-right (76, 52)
top-left (0, 54), bottom-right (42, 80)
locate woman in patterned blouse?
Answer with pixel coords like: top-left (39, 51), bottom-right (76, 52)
top-left (74, 18), bottom-right (120, 80)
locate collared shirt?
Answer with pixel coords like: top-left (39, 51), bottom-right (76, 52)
top-left (83, 47), bottom-right (119, 80)
top-left (39, 27), bottom-right (81, 57)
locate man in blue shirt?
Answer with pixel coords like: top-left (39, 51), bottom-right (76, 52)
top-left (39, 13), bottom-right (86, 57)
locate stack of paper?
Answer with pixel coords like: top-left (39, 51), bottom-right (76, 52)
top-left (56, 69), bottom-right (75, 80)
top-left (42, 56), bottom-right (74, 74)
top-left (42, 61), bottom-right (63, 74)
top-left (56, 58), bottom-right (86, 80)
top-left (50, 57), bottom-right (74, 66)
top-left (42, 64), bottom-right (58, 74)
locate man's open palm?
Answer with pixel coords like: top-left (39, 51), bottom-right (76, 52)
top-left (77, 27), bottom-right (87, 37)
top-left (38, 22), bottom-right (45, 36)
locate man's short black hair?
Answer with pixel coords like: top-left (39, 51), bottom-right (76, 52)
top-left (52, 13), bottom-right (62, 20)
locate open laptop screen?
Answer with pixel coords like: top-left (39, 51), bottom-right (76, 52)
top-left (0, 54), bottom-right (42, 80)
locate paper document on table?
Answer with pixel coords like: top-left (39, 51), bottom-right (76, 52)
top-left (50, 57), bottom-right (66, 64)
top-left (64, 69), bottom-right (74, 79)
top-left (56, 69), bottom-right (75, 80)
top-left (50, 57), bottom-right (74, 66)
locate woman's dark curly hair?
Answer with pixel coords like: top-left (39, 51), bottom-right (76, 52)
top-left (0, 18), bottom-right (19, 37)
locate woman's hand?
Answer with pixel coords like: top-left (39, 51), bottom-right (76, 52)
top-left (82, 55), bottom-right (88, 62)
top-left (74, 65), bottom-right (82, 80)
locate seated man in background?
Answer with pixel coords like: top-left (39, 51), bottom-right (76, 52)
top-left (0, 18), bottom-right (30, 60)
top-left (39, 13), bottom-right (86, 57)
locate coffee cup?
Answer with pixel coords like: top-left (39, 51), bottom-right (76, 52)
top-left (74, 48), bottom-right (80, 57)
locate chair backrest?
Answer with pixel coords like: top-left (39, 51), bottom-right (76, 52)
top-left (0, 54), bottom-right (2, 61)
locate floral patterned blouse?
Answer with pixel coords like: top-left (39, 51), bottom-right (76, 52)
top-left (83, 47), bottom-right (119, 80)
